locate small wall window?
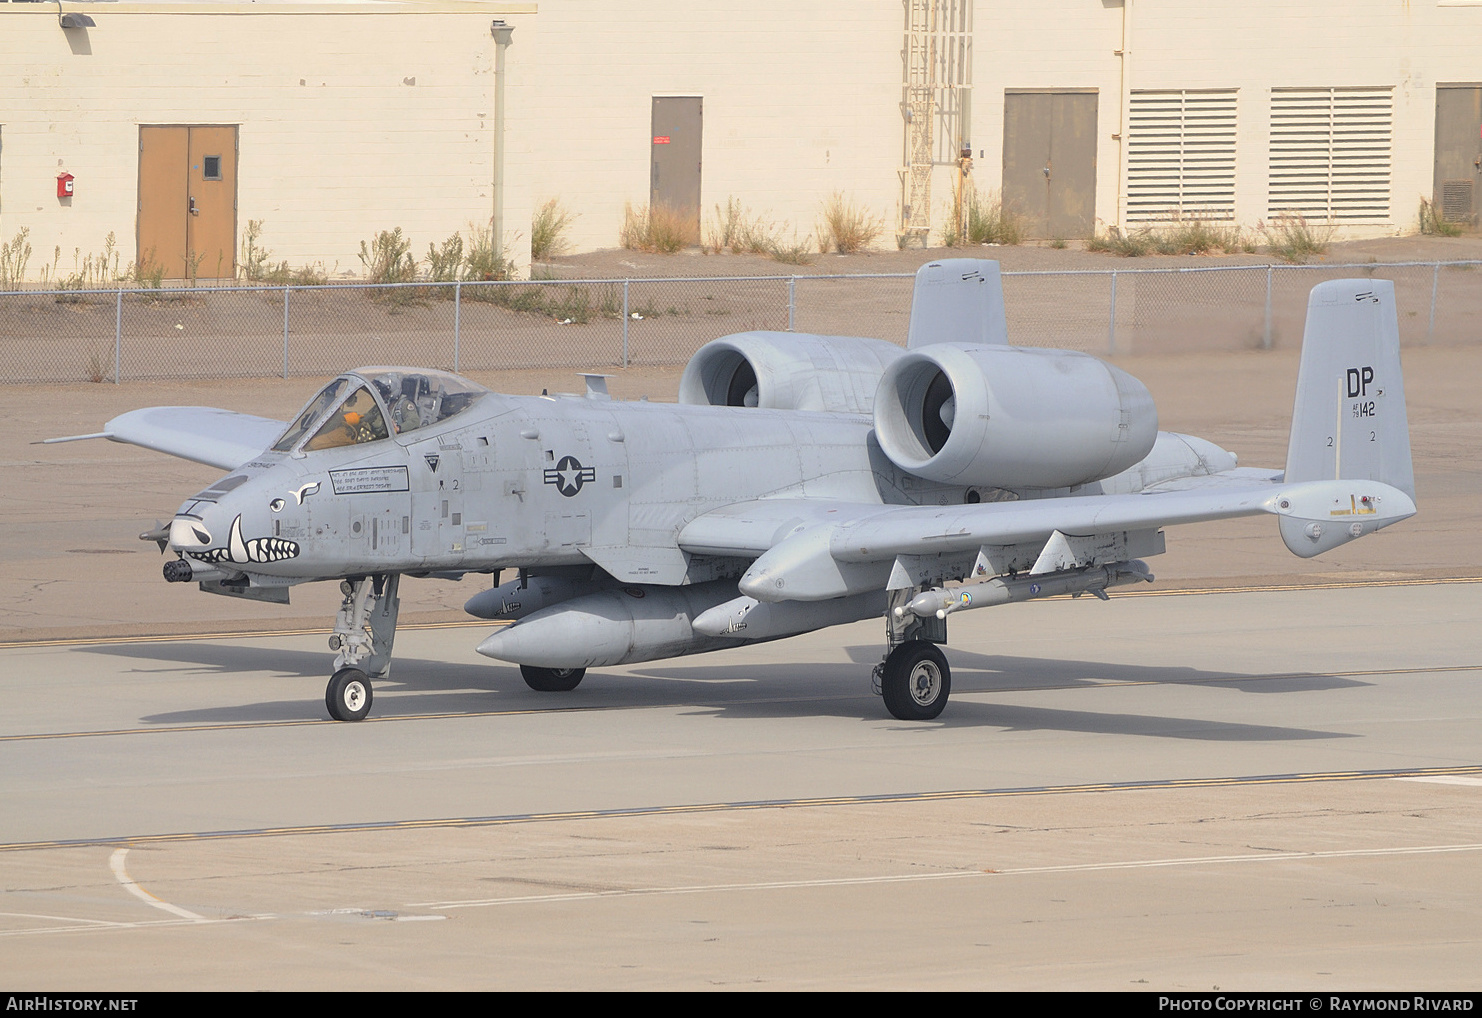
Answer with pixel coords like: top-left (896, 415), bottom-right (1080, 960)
top-left (202, 155), bottom-right (222, 181)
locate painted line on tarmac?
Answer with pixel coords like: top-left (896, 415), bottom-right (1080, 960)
top-left (0, 914), bottom-right (216, 939)
top-left (407, 841), bottom-right (1482, 911)
top-left (412, 870), bottom-right (989, 910)
top-left (2, 575), bottom-right (1477, 650)
top-left (3, 763), bottom-right (1478, 855)
top-left (987, 842), bottom-right (1482, 876)
top-left (1395, 775), bottom-right (1482, 787)
top-left (3, 661), bottom-right (1478, 745)
top-left (108, 848), bottom-right (204, 921)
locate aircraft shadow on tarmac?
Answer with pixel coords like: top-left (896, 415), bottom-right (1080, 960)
top-left (80, 639), bottom-right (1361, 741)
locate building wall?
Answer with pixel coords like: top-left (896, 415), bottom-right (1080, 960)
top-left (0, 2), bottom-right (534, 282)
top-left (970, 0), bottom-right (1482, 237)
top-left (3, 1), bottom-right (1478, 285)
top-left (516, 0), bottom-right (905, 257)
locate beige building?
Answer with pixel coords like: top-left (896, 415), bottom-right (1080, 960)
top-left (1, 1), bottom-right (1479, 284)
top-left (1, 0), bottom-right (536, 281)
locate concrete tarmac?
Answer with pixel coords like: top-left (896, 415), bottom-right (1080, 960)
top-left (2, 581), bottom-right (1479, 989)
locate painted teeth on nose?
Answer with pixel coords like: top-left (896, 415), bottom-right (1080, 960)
top-left (243, 536), bottom-right (300, 563)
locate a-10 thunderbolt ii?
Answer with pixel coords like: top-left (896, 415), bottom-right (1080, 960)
top-left (50, 260), bottom-right (1416, 722)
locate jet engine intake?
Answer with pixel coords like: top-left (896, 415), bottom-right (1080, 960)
top-left (873, 344), bottom-right (1158, 490)
top-left (678, 331), bottom-right (904, 415)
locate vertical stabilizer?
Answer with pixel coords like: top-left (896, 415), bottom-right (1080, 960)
top-left (906, 259), bottom-right (1009, 349)
top-left (1284, 279), bottom-right (1414, 499)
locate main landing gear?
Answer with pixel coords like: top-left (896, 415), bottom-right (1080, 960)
top-left (325, 574), bottom-right (401, 722)
top-left (519, 665), bottom-right (586, 692)
top-left (873, 588), bottom-right (952, 721)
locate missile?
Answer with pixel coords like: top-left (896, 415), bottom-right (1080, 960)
top-left (463, 571), bottom-right (619, 620)
top-left (475, 580), bottom-right (744, 669)
top-left (897, 561), bottom-right (1153, 620)
top-left (692, 590), bottom-right (886, 638)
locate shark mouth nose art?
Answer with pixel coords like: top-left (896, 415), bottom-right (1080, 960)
top-left (186, 515), bottom-right (300, 564)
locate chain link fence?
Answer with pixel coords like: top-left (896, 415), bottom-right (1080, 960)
top-left (2, 262), bottom-right (1478, 384)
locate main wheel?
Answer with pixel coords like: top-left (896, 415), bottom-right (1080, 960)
top-left (326, 667), bottom-right (373, 721)
top-left (880, 641), bottom-right (951, 721)
top-left (520, 664), bottom-right (586, 692)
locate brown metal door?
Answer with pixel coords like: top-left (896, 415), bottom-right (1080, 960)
top-left (1434, 85), bottom-right (1482, 226)
top-left (1003, 90), bottom-right (1098, 239)
top-left (137, 125), bottom-right (238, 279)
top-left (187, 126), bottom-right (238, 279)
top-left (650, 96), bottom-right (702, 242)
top-left (138, 126), bottom-right (189, 278)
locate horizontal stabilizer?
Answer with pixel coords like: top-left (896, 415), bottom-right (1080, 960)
top-left (1274, 479), bottom-right (1416, 558)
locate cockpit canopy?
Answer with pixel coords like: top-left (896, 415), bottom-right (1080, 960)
top-left (272, 367), bottom-right (488, 453)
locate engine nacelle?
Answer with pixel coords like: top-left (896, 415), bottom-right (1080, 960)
top-left (873, 344), bottom-right (1158, 490)
top-left (678, 331), bottom-right (904, 415)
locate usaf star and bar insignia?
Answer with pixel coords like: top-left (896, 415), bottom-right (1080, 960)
top-left (544, 455), bottom-right (597, 497)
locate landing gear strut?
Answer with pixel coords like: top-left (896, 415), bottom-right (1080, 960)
top-left (873, 586), bottom-right (952, 721)
top-left (325, 574), bottom-right (400, 722)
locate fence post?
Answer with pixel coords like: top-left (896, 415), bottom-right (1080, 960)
top-left (622, 279), bottom-right (630, 368)
top-left (282, 286), bottom-right (290, 379)
top-left (1427, 261), bottom-right (1439, 344)
top-left (1263, 265), bottom-right (1274, 351)
top-left (1107, 271), bottom-right (1117, 355)
top-left (454, 281), bottom-right (462, 371)
top-left (788, 276), bottom-right (796, 332)
top-left (113, 288), bottom-right (122, 384)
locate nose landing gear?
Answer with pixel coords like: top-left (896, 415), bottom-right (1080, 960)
top-left (326, 667), bottom-right (373, 722)
top-left (324, 574), bottom-right (400, 722)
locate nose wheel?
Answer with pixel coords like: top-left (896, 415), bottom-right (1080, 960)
top-left (326, 667), bottom-right (373, 722)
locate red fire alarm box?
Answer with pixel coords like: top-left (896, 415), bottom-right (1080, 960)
top-left (57, 173), bottom-right (75, 198)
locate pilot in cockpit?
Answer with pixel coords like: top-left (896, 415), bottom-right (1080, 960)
top-left (304, 385), bottom-right (389, 450)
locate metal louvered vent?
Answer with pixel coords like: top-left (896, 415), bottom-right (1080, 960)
top-left (1127, 89), bottom-right (1237, 222)
top-left (1441, 180), bottom-right (1473, 223)
top-left (1269, 87), bottom-right (1392, 222)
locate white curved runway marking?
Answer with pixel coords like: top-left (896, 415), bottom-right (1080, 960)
top-left (108, 848), bottom-right (204, 921)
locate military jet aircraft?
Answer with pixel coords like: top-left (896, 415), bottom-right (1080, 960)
top-left (49, 260), bottom-right (1416, 722)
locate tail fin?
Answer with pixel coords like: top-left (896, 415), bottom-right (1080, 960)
top-left (1278, 278), bottom-right (1416, 558)
top-left (1285, 278), bottom-right (1414, 497)
top-left (906, 259), bottom-right (1009, 349)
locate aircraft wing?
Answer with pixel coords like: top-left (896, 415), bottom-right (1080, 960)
top-left (46, 407), bottom-right (287, 471)
top-left (679, 470), bottom-right (1414, 602)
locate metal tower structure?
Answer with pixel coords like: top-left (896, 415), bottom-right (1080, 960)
top-left (900, 0), bottom-right (973, 246)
